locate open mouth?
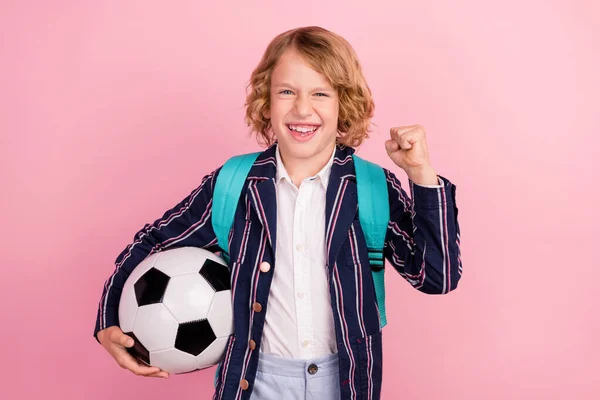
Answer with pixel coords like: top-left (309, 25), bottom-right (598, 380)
top-left (286, 124), bottom-right (321, 142)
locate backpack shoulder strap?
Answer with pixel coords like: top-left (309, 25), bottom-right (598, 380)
top-left (212, 152), bottom-right (259, 388)
top-left (352, 154), bottom-right (390, 328)
top-left (212, 152), bottom-right (261, 261)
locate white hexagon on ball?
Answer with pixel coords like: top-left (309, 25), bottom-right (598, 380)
top-left (118, 282), bottom-right (139, 333)
top-left (153, 247), bottom-right (208, 277)
top-left (151, 348), bottom-right (198, 374)
top-left (127, 252), bottom-right (162, 283)
top-left (208, 290), bottom-right (233, 338)
top-left (162, 273), bottom-right (214, 323)
top-left (133, 303), bottom-right (179, 351)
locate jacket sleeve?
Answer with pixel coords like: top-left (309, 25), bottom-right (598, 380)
top-left (382, 168), bottom-right (462, 294)
top-left (93, 167), bottom-right (222, 341)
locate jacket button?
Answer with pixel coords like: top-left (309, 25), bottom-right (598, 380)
top-left (307, 363), bottom-right (318, 375)
top-left (240, 378), bottom-right (249, 390)
top-left (249, 339), bottom-right (256, 350)
top-left (260, 261), bottom-right (271, 272)
top-left (252, 302), bottom-right (262, 312)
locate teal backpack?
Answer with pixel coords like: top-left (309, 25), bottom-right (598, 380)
top-left (212, 151), bottom-right (391, 329)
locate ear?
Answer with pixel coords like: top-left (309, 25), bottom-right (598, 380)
top-left (263, 107), bottom-right (270, 119)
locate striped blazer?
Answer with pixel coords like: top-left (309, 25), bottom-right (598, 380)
top-left (94, 143), bottom-right (462, 399)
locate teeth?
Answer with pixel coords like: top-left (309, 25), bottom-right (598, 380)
top-left (288, 125), bottom-right (319, 133)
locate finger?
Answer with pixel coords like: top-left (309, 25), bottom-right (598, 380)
top-left (114, 332), bottom-right (134, 348)
top-left (148, 370), bottom-right (170, 379)
top-left (121, 356), bottom-right (162, 376)
top-left (109, 328), bottom-right (124, 344)
top-left (116, 350), bottom-right (160, 375)
top-left (390, 125), bottom-right (419, 139)
top-left (385, 139), bottom-right (400, 154)
top-left (391, 131), bottom-right (411, 149)
top-left (399, 133), bottom-right (415, 150)
top-left (398, 128), bottom-right (424, 150)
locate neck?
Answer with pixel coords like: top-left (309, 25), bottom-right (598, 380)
top-left (279, 143), bottom-right (335, 187)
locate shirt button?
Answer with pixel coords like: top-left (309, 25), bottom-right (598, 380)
top-left (302, 340), bottom-right (310, 348)
top-left (252, 302), bottom-right (262, 312)
top-left (249, 339), bottom-right (256, 350)
top-left (296, 244), bottom-right (303, 251)
top-left (297, 292), bottom-right (304, 299)
top-left (259, 261), bottom-right (271, 272)
top-left (240, 378), bottom-right (249, 390)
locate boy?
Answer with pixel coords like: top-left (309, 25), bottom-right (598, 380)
top-left (94, 26), bottom-right (462, 400)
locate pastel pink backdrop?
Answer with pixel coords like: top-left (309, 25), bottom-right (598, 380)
top-left (2, 1), bottom-right (598, 399)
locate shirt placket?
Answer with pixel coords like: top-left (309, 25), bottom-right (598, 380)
top-left (293, 179), bottom-right (315, 359)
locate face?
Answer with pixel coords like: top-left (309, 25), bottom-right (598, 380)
top-left (266, 48), bottom-right (339, 164)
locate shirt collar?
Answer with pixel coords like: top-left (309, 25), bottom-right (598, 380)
top-left (275, 143), bottom-right (336, 189)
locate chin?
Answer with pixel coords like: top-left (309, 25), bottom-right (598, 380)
top-left (279, 142), bottom-right (316, 159)
top-left (276, 131), bottom-right (334, 159)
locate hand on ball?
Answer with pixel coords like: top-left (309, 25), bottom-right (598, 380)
top-left (97, 326), bottom-right (170, 379)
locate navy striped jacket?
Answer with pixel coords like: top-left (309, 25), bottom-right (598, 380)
top-left (94, 143), bottom-right (462, 399)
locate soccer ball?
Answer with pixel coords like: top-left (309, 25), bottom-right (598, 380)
top-left (118, 246), bottom-right (233, 374)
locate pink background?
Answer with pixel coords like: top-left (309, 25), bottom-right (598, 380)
top-left (2, 0), bottom-right (598, 399)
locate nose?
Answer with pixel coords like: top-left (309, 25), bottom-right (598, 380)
top-left (294, 95), bottom-right (313, 117)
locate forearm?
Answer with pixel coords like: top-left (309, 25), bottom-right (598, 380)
top-left (384, 169), bottom-right (462, 294)
top-left (406, 176), bottom-right (461, 293)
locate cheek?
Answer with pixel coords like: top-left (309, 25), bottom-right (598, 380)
top-left (320, 102), bottom-right (339, 121)
top-left (269, 103), bottom-right (288, 122)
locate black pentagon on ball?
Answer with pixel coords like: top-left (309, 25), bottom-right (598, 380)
top-left (123, 332), bottom-right (150, 365)
top-left (199, 259), bottom-right (230, 292)
top-left (134, 267), bottom-right (170, 306)
top-left (175, 319), bottom-right (216, 356)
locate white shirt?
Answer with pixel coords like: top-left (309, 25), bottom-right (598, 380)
top-left (260, 145), bottom-right (444, 359)
top-left (260, 145), bottom-right (337, 359)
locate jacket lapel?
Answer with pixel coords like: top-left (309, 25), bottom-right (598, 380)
top-left (242, 143), bottom-right (358, 267)
top-left (246, 144), bottom-right (278, 252)
top-left (325, 145), bottom-right (358, 268)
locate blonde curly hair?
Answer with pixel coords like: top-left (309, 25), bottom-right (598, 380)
top-left (244, 26), bottom-right (375, 148)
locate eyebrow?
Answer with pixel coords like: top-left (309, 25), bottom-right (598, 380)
top-left (272, 83), bottom-right (333, 92)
